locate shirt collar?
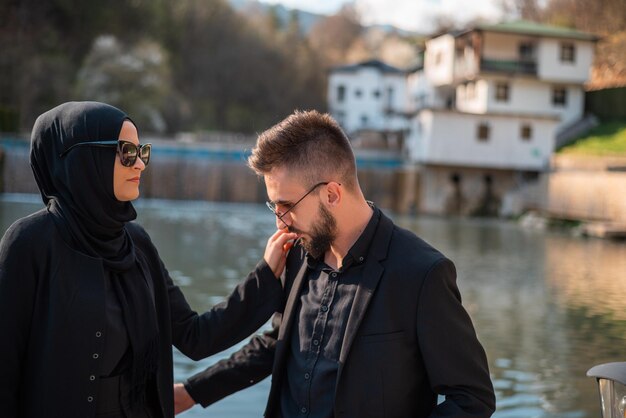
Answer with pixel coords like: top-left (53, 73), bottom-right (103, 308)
top-left (305, 203), bottom-right (381, 272)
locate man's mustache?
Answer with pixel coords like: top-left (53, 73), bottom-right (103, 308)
top-left (288, 226), bottom-right (304, 235)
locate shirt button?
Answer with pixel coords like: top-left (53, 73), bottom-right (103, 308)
top-left (89, 375), bottom-right (96, 381)
top-left (321, 305), bottom-right (329, 312)
top-left (95, 331), bottom-right (102, 338)
top-left (331, 272), bottom-right (337, 278)
top-left (313, 339), bottom-right (319, 346)
top-left (87, 396), bottom-right (94, 402)
top-left (359, 256), bottom-right (364, 262)
top-left (301, 407), bottom-right (308, 414)
top-left (304, 373), bottom-right (310, 380)
top-left (92, 353), bottom-right (99, 359)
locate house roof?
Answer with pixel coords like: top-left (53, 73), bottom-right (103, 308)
top-left (473, 20), bottom-right (600, 42)
top-left (330, 59), bottom-right (405, 74)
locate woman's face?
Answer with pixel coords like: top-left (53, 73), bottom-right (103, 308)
top-left (113, 120), bottom-right (146, 201)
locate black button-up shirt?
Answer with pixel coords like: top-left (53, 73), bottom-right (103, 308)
top-left (280, 207), bottom-right (381, 418)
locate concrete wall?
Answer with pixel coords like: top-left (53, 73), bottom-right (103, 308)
top-left (0, 139), bottom-right (418, 214)
top-left (540, 155), bottom-right (626, 223)
top-left (542, 171), bottom-right (626, 223)
top-left (418, 164), bottom-right (520, 216)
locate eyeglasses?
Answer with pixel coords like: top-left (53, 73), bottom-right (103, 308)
top-left (59, 140), bottom-right (152, 167)
top-left (266, 182), bottom-right (329, 228)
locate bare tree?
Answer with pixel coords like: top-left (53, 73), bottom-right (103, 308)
top-left (309, 5), bottom-right (363, 66)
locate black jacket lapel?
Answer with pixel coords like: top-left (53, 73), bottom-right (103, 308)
top-left (337, 212), bottom-right (394, 379)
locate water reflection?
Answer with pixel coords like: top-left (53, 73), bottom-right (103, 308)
top-left (1, 195), bottom-right (625, 418)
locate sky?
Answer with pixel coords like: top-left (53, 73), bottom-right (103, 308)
top-left (259, 0), bottom-right (506, 33)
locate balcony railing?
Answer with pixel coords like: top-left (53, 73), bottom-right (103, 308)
top-left (480, 58), bottom-right (537, 75)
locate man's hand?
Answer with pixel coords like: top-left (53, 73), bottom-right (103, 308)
top-left (174, 383), bottom-right (196, 414)
top-left (264, 228), bottom-right (297, 278)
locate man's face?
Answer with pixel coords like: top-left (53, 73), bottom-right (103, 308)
top-left (265, 168), bottom-right (337, 258)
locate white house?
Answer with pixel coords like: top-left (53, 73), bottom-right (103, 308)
top-left (328, 21), bottom-right (598, 216)
top-left (327, 59), bottom-right (410, 135)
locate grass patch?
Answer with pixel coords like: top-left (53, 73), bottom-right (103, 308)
top-left (558, 121), bottom-right (626, 155)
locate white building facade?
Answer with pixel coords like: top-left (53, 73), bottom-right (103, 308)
top-left (328, 21), bottom-right (598, 216)
top-left (327, 60), bottom-right (410, 135)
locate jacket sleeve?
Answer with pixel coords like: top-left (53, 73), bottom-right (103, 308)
top-left (183, 313), bottom-right (280, 407)
top-left (0, 222), bottom-right (38, 418)
top-left (416, 258), bottom-right (496, 418)
top-left (130, 222), bottom-right (284, 361)
top-left (166, 254), bottom-right (284, 360)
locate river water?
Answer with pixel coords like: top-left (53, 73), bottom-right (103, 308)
top-left (2, 194), bottom-right (624, 418)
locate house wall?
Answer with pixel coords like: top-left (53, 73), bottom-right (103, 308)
top-left (537, 39), bottom-right (595, 83)
top-left (328, 68), bottom-right (407, 134)
top-left (456, 79), bottom-right (489, 113)
top-left (480, 32), bottom-right (594, 85)
top-left (408, 110), bottom-right (557, 170)
top-left (424, 34), bottom-right (456, 86)
top-left (456, 77), bottom-right (584, 130)
top-left (407, 70), bottom-right (439, 111)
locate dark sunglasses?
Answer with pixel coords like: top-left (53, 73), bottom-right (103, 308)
top-left (59, 140), bottom-right (151, 167)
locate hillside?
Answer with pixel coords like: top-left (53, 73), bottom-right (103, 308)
top-left (558, 122), bottom-right (626, 155)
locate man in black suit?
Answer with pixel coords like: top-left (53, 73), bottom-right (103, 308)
top-left (174, 110), bottom-right (495, 418)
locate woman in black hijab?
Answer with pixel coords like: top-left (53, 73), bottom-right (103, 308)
top-left (0, 101), bottom-right (295, 418)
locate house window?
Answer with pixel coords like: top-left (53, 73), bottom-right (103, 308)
top-left (355, 89), bottom-right (362, 98)
top-left (360, 114), bottom-right (368, 127)
top-left (372, 90), bottom-right (381, 99)
top-left (519, 42), bottom-right (534, 61)
top-left (477, 123), bottom-right (490, 141)
top-left (387, 87), bottom-right (394, 109)
top-left (337, 85), bottom-right (346, 103)
top-left (552, 87), bottom-right (567, 106)
top-left (560, 43), bottom-right (576, 63)
top-left (435, 52), bottom-right (443, 66)
top-left (521, 124), bottom-right (532, 141)
top-left (495, 82), bottom-right (509, 102)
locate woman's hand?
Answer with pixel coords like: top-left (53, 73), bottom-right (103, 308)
top-left (263, 228), bottom-right (297, 278)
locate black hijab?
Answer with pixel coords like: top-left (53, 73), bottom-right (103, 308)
top-left (30, 101), bottom-right (159, 408)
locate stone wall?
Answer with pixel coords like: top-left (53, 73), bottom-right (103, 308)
top-left (537, 155), bottom-right (626, 223)
top-left (541, 169), bottom-right (626, 223)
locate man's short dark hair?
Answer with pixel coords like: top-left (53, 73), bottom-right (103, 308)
top-left (248, 110), bottom-right (358, 191)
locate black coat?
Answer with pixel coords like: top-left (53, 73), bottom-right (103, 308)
top-left (185, 211), bottom-right (496, 418)
top-left (0, 209), bottom-right (282, 418)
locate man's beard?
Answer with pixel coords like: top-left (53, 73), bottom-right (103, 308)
top-left (292, 202), bottom-right (337, 259)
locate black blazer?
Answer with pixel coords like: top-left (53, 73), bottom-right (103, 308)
top-left (0, 209), bottom-right (282, 418)
top-left (186, 211), bottom-right (496, 418)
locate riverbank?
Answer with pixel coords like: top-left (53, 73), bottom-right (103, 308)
top-left (2, 135), bottom-right (625, 228)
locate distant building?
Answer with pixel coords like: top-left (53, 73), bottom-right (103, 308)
top-left (327, 59), bottom-right (410, 149)
top-left (327, 20), bottom-right (599, 216)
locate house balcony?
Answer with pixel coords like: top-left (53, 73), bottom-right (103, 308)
top-left (479, 58), bottom-right (537, 76)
